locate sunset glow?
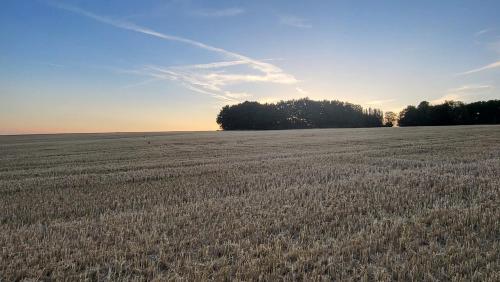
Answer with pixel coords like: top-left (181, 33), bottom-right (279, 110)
top-left (1, 0), bottom-right (499, 134)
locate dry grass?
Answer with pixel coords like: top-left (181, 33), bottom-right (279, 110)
top-left (0, 125), bottom-right (499, 281)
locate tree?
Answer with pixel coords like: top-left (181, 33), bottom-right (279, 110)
top-left (398, 106), bottom-right (419, 126)
top-left (417, 101), bottom-right (431, 125)
top-left (384, 111), bottom-right (397, 127)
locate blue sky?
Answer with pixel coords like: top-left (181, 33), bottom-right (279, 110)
top-left (1, 0), bottom-right (499, 133)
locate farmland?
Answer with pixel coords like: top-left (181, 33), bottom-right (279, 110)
top-left (0, 125), bottom-right (499, 281)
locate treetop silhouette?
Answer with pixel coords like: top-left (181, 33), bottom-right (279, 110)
top-left (217, 98), bottom-right (384, 130)
top-left (217, 98), bottom-right (499, 130)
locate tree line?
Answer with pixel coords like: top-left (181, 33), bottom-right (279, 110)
top-left (398, 100), bottom-right (500, 126)
top-left (216, 98), bottom-right (383, 130)
top-left (216, 98), bottom-right (500, 130)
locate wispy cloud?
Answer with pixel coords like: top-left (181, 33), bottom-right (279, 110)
top-left (173, 60), bottom-right (249, 70)
top-left (295, 87), bottom-right (309, 95)
top-left (120, 78), bottom-right (162, 89)
top-left (280, 16), bottom-right (312, 29)
top-left (458, 61), bottom-right (500, 75)
top-left (475, 27), bottom-right (499, 37)
top-left (47, 1), bottom-right (298, 101)
top-left (431, 84), bottom-right (494, 104)
top-left (473, 28), bottom-right (500, 55)
top-left (447, 84), bottom-right (493, 93)
top-left (430, 94), bottom-right (462, 104)
top-left (475, 28), bottom-right (492, 37)
top-left (192, 8), bottom-right (244, 17)
top-left (137, 58), bottom-right (298, 102)
top-left (136, 64), bottom-right (239, 102)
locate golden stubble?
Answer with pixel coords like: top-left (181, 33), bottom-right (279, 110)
top-left (0, 126), bottom-right (499, 281)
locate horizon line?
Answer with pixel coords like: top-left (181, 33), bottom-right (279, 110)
top-left (0, 129), bottom-right (222, 137)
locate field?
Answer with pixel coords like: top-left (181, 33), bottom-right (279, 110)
top-left (1, 125), bottom-right (499, 281)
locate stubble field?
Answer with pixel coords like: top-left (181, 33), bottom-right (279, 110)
top-left (0, 125), bottom-right (499, 281)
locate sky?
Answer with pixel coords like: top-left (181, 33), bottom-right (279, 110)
top-left (1, 0), bottom-right (499, 134)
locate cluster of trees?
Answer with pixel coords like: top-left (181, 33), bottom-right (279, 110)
top-left (216, 98), bottom-right (500, 130)
top-left (216, 98), bottom-right (384, 130)
top-left (398, 100), bottom-right (500, 126)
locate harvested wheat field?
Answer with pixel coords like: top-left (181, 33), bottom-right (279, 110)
top-left (0, 125), bottom-right (499, 281)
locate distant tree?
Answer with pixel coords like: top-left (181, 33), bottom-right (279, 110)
top-left (467, 100), bottom-right (500, 124)
top-left (417, 101), bottom-right (431, 125)
top-left (397, 100), bottom-right (500, 126)
top-left (384, 111), bottom-right (397, 127)
top-left (398, 105), bottom-right (419, 126)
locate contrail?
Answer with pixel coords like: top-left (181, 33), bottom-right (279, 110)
top-left (459, 61), bottom-right (500, 75)
top-left (45, 1), bottom-right (297, 84)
